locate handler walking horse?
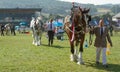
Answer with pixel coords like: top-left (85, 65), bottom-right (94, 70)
top-left (64, 7), bottom-right (90, 64)
top-left (30, 16), bottom-right (43, 46)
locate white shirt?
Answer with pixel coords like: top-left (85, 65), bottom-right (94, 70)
top-left (57, 29), bottom-right (64, 33)
top-left (47, 23), bottom-right (55, 31)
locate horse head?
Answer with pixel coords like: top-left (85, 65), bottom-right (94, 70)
top-left (72, 7), bottom-right (83, 24)
top-left (34, 16), bottom-right (44, 34)
top-left (72, 7), bottom-right (87, 33)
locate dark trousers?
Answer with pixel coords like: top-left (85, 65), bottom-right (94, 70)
top-left (48, 31), bottom-right (54, 46)
top-left (11, 29), bottom-right (16, 36)
top-left (1, 30), bottom-right (4, 36)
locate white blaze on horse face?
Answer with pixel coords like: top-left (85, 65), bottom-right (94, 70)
top-left (84, 14), bottom-right (87, 25)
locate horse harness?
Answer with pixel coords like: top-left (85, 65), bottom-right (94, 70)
top-left (64, 17), bottom-right (86, 35)
top-left (34, 20), bottom-right (42, 35)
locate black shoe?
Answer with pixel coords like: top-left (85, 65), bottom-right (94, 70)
top-left (96, 61), bottom-right (99, 65)
top-left (103, 65), bottom-right (108, 68)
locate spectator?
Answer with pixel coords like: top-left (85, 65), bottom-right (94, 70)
top-left (57, 27), bottom-right (64, 40)
top-left (10, 24), bottom-right (16, 36)
top-left (1, 24), bottom-right (5, 36)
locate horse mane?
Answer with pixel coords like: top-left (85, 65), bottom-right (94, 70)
top-left (82, 8), bottom-right (90, 14)
top-left (64, 15), bottom-right (71, 24)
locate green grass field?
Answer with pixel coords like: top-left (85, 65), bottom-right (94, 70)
top-left (0, 32), bottom-right (120, 72)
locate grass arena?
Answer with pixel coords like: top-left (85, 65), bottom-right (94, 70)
top-left (0, 32), bottom-right (120, 72)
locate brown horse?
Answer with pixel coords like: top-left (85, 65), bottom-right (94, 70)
top-left (64, 7), bottom-right (90, 64)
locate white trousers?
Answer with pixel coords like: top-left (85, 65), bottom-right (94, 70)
top-left (96, 47), bottom-right (107, 65)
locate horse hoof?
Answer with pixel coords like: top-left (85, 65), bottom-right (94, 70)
top-left (70, 59), bottom-right (74, 62)
top-left (70, 54), bottom-right (78, 62)
top-left (70, 55), bottom-right (74, 62)
top-left (32, 41), bottom-right (35, 45)
top-left (35, 44), bottom-right (40, 46)
top-left (77, 62), bottom-right (84, 65)
top-left (35, 45), bottom-right (39, 46)
top-left (32, 43), bottom-right (35, 45)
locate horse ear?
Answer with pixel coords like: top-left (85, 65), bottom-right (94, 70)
top-left (83, 8), bottom-right (90, 13)
top-left (79, 7), bottom-right (82, 12)
top-left (87, 8), bottom-right (90, 12)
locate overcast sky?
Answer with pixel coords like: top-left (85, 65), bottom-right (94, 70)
top-left (60, 0), bottom-right (120, 5)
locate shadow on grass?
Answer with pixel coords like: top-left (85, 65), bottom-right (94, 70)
top-left (85, 60), bottom-right (120, 72)
top-left (41, 44), bottom-right (69, 49)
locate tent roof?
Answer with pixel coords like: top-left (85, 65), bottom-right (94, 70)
top-left (113, 12), bottom-right (120, 18)
top-left (53, 21), bottom-right (63, 27)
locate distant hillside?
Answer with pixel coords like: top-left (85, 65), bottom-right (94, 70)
top-left (0, 0), bottom-right (71, 15)
top-left (0, 0), bottom-right (119, 15)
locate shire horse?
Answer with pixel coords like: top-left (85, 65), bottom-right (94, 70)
top-left (30, 16), bottom-right (43, 46)
top-left (4, 23), bottom-right (11, 36)
top-left (64, 7), bottom-right (90, 64)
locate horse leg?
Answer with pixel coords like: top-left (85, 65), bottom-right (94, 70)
top-left (32, 33), bottom-right (35, 45)
top-left (34, 34), bottom-right (38, 46)
top-left (70, 41), bottom-right (77, 62)
top-left (35, 35), bottom-right (40, 46)
top-left (39, 33), bottom-right (42, 45)
top-left (32, 38), bottom-right (35, 45)
top-left (6, 30), bottom-right (7, 35)
top-left (39, 37), bottom-right (41, 45)
top-left (37, 33), bottom-right (42, 46)
top-left (77, 35), bottom-right (85, 65)
top-left (74, 40), bottom-right (79, 60)
top-left (36, 35), bottom-right (40, 46)
top-left (34, 35), bottom-right (37, 46)
top-left (9, 30), bottom-right (10, 35)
